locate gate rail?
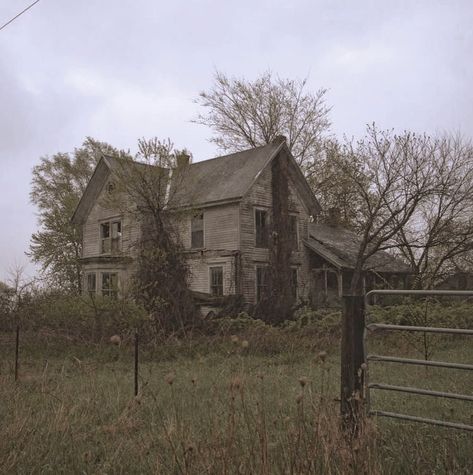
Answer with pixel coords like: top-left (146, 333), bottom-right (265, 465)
top-left (363, 289), bottom-right (473, 432)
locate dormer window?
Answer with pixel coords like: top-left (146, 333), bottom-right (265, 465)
top-left (191, 212), bottom-right (204, 249)
top-left (100, 219), bottom-right (122, 254)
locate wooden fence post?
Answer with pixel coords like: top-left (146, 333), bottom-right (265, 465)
top-left (15, 324), bottom-right (20, 382)
top-left (134, 330), bottom-right (139, 397)
top-left (340, 295), bottom-right (366, 434)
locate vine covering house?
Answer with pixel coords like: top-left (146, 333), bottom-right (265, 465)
top-left (71, 136), bottom-right (410, 310)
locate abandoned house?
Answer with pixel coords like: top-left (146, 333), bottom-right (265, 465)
top-left (71, 137), bottom-right (410, 308)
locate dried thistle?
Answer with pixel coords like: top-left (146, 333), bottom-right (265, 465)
top-left (164, 372), bottom-right (175, 385)
top-left (298, 377), bottom-right (308, 388)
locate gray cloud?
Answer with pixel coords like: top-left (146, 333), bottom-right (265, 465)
top-left (0, 0), bottom-right (472, 279)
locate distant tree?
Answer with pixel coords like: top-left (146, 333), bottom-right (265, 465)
top-left (29, 138), bottom-right (128, 293)
top-left (105, 138), bottom-right (197, 333)
top-left (393, 134), bottom-right (473, 288)
top-left (195, 71), bottom-right (331, 175)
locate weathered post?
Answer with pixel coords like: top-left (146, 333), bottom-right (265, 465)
top-left (340, 295), bottom-right (365, 434)
top-left (134, 329), bottom-right (139, 397)
top-left (15, 324), bottom-right (20, 382)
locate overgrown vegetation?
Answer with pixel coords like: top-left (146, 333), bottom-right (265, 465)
top-left (0, 324), bottom-right (471, 474)
top-left (29, 138), bottom-right (130, 293)
top-left (104, 138), bottom-right (198, 333)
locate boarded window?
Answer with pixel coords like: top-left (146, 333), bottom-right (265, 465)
top-left (101, 273), bottom-right (118, 298)
top-left (210, 266), bottom-right (223, 296)
top-left (86, 273), bottom-right (96, 296)
top-left (256, 266), bottom-right (269, 302)
top-left (191, 212), bottom-right (204, 248)
top-left (289, 215), bottom-right (298, 250)
top-left (100, 220), bottom-right (121, 254)
top-left (255, 209), bottom-right (268, 248)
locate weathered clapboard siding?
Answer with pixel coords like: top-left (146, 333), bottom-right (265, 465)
top-left (239, 150), bottom-right (313, 304)
top-left (179, 203), bottom-right (240, 251)
top-left (82, 180), bottom-right (140, 259)
top-left (187, 255), bottom-right (236, 295)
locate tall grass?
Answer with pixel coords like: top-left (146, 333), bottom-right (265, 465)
top-left (0, 329), bottom-right (471, 474)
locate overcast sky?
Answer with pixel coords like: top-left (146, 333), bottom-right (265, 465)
top-left (1, 0), bottom-right (472, 281)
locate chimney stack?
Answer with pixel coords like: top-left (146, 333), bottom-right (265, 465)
top-left (273, 135), bottom-right (287, 145)
top-left (327, 207), bottom-right (341, 227)
top-left (176, 152), bottom-right (190, 168)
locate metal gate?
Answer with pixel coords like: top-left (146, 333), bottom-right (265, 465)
top-left (364, 290), bottom-right (473, 432)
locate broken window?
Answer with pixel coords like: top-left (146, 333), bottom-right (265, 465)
top-left (101, 272), bottom-right (118, 298)
top-left (210, 266), bottom-right (223, 296)
top-left (289, 215), bottom-right (298, 250)
top-left (86, 273), bottom-right (96, 296)
top-left (100, 220), bottom-right (122, 254)
top-left (255, 209), bottom-right (269, 248)
top-left (256, 266), bottom-right (269, 302)
top-left (191, 212), bottom-right (204, 248)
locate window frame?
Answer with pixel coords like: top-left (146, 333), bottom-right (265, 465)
top-left (289, 214), bottom-right (299, 251)
top-left (99, 218), bottom-right (122, 255)
top-left (191, 211), bottom-right (204, 249)
top-left (209, 265), bottom-right (224, 297)
top-left (255, 265), bottom-right (269, 303)
top-left (101, 272), bottom-right (119, 298)
top-left (290, 267), bottom-right (298, 300)
top-left (85, 272), bottom-right (97, 297)
top-left (254, 207), bottom-right (269, 248)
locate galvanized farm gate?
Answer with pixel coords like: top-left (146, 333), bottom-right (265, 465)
top-left (340, 290), bottom-right (473, 433)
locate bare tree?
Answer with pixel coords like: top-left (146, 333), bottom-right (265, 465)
top-left (195, 71), bottom-right (331, 174)
top-left (393, 134), bottom-right (473, 288)
top-left (337, 125), bottom-right (438, 294)
top-left (105, 138), bottom-right (197, 333)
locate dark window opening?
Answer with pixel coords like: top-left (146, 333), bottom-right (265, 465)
top-left (255, 209), bottom-right (269, 248)
top-left (291, 268), bottom-right (298, 300)
top-left (210, 266), bottom-right (223, 296)
top-left (191, 212), bottom-right (204, 248)
top-left (256, 266), bottom-right (269, 302)
top-left (100, 220), bottom-right (121, 254)
top-left (289, 215), bottom-right (298, 250)
top-left (86, 273), bottom-right (96, 296)
top-left (102, 273), bottom-right (118, 298)
top-left (326, 271), bottom-right (338, 290)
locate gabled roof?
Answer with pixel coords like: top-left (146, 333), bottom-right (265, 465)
top-left (305, 223), bottom-right (411, 274)
top-left (72, 140), bottom-right (321, 224)
top-left (171, 142), bottom-right (283, 208)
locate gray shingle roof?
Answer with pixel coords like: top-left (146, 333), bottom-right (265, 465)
top-left (170, 142), bottom-right (283, 207)
top-left (305, 223), bottom-right (411, 273)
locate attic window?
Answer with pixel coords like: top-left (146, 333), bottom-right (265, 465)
top-left (106, 182), bottom-right (115, 194)
top-left (100, 220), bottom-right (122, 254)
top-left (191, 212), bottom-right (204, 249)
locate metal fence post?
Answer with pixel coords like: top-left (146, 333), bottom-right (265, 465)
top-left (340, 295), bottom-right (365, 434)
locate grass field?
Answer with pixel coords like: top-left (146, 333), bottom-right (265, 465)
top-left (0, 330), bottom-right (472, 474)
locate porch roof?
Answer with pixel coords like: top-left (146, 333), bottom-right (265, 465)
top-left (305, 223), bottom-right (411, 274)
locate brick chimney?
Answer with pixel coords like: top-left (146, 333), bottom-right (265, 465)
top-left (273, 135), bottom-right (287, 145)
top-left (176, 152), bottom-right (190, 168)
top-left (327, 207), bottom-right (341, 227)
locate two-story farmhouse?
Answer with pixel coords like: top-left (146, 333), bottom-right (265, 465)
top-left (71, 137), bottom-right (409, 307)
